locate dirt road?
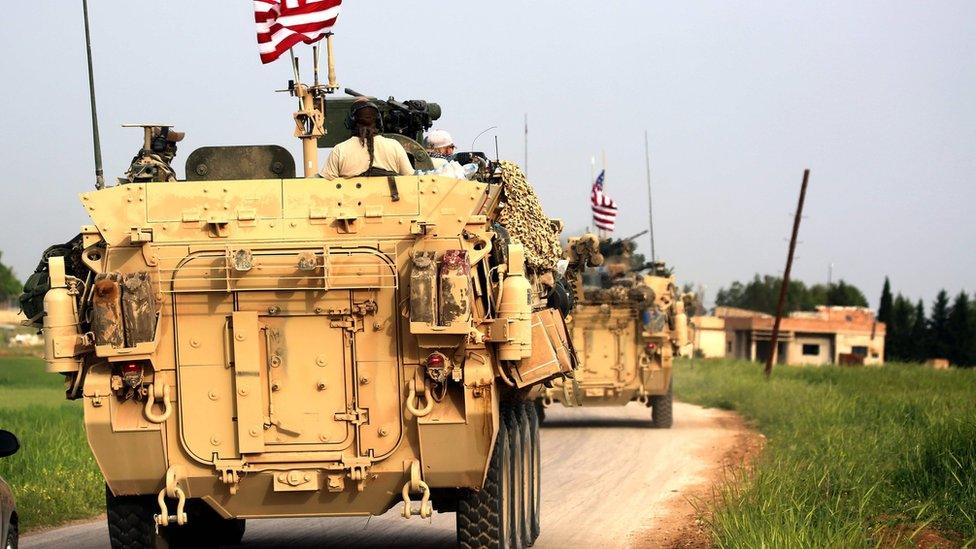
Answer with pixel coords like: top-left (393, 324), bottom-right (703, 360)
top-left (23, 402), bottom-right (752, 548)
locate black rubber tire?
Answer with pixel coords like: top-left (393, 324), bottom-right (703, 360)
top-left (650, 381), bottom-right (674, 429)
top-left (524, 401), bottom-right (541, 545)
top-left (5, 518), bottom-right (18, 549)
top-left (534, 400), bottom-right (546, 426)
top-left (506, 406), bottom-right (526, 548)
top-left (457, 413), bottom-right (515, 548)
top-left (105, 485), bottom-right (162, 549)
top-left (516, 404), bottom-right (535, 547)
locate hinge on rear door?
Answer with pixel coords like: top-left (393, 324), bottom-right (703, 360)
top-left (213, 458), bottom-right (247, 495)
top-left (341, 455), bottom-right (373, 492)
top-left (334, 407), bottom-right (369, 426)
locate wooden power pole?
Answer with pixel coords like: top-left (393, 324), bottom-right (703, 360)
top-left (765, 169), bottom-right (811, 378)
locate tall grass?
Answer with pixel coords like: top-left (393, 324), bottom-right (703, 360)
top-left (676, 359), bottom-right (976, 547)
top-left (0, 356), bottom-right (103, 530)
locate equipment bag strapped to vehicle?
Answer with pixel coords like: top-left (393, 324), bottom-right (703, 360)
top-left (19, 235), bottom-right (87, 324)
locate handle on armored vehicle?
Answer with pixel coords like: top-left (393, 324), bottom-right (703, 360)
top-left (144, 383), bottom-right (172, 423)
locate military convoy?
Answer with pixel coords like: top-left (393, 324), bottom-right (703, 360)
top-left (23, 34), bottom-right (596, 546)
top-left (536, 233), bottom-right (692, 427)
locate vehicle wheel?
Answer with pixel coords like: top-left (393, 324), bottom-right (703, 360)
top-left (506, 405), bottom-right (527, 548)
top-left (534, 400), bottom-right (546, 425)
top-left (105, 485), bottom-right (163, 549)
top-left (5, 518), bottom-right (17, 549)
top-left (457, 411), bottom-right (516, 548)
top-left (524, 401), bottom-right (541, 545)
top-left (650, 381), bottom-right (674, 429)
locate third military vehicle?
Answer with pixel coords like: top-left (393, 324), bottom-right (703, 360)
top-left (23, 32), bottom-right (583, 548)
top-left (537, 233), bottom-right (691, 427)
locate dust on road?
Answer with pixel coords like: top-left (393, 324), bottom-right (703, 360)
top-left (23, 401), bottom-right (755, 548)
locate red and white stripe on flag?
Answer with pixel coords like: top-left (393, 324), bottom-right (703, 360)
top-left (591, 189), bottom-right (618, 232)
top-left (255, 0), bottom-right (342, 64)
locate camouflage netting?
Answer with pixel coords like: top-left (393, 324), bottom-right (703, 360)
top-left (496, 161), bottom-right (562, 272)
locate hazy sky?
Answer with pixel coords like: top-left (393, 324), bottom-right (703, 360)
top-left (1, 2), bottom-right (973, 308)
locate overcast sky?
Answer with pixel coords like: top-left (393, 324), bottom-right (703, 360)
top-left (1, 1), bottom-right (973, 308)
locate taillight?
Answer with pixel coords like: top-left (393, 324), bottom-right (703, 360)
top-left (424, 352), bottom-right (454, 383)
top-left (645, 342), bottom-right (657, 354)
top-left (121, 362), bottom-right (144, 388)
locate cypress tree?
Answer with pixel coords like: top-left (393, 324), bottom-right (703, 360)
top-left (947, 292), bottom-right (974, 367)
top-left (878, 277), bottom-right (893, 325)
top-left (888, 295), bottom-right (913, 361)
top-left (910, 300), bottom-right (927, 362)
top-left (928, 290), bottom-right (951, 360)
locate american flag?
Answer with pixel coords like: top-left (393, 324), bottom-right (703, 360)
top-left (255, 0), bottom-right (342, 64)
top-left (591, 170), bottom-right (618, 232)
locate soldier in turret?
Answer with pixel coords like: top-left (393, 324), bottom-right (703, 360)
top-left (123, 126), bottom-right (184, 183)
top-left (423, 129), bottom-right (456, 169)
top-left (320, 97), bottom-right (413, 179)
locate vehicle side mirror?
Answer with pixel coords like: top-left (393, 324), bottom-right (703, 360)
top-left (0, 430), bottom-right (19, 458)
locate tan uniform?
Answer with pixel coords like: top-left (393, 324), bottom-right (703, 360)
top-left (320, 135), bottom-right (413, 179)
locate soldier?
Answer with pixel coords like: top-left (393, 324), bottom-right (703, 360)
top-left (123, 127), bottom-right (184, 183)
top-left (423, 129), bottom-right (456, 169)
top-left (320, 97), bottom-right (413, 179)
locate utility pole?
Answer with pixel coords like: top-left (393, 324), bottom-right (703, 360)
top-left (765, 169), bottom-right (811, 378)
top-left (523, 113), bottom-right (528, 177)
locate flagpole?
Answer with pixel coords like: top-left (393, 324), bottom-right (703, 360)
top-left (644, 130), bottom-right (656, 262)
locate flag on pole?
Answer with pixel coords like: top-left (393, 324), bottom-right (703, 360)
top-left (591, 169), bottom-right (618, 232)
top-left (255, 0), bottom-right (342, 64)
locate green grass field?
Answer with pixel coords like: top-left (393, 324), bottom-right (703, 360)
top-left (0, 355), bottom-right (103, 531)
top-left (676, 359), bottom-right (976, 548)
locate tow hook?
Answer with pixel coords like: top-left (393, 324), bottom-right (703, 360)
top-left (154, 466), bottom-right (188, 528)
top-left (406, 377), bottom-right (433, 418)
top-left (400, 461), bottom-right (432, 519)
top-left (144, 383), bottom-right (172, 423)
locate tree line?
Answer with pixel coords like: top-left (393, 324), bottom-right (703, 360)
top-left (878, 277), bottom-right (975, 367)
top-left (715, 274), bottom-right (868, 315)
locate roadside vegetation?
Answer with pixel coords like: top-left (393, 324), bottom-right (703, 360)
top-left (0, 354), bottom-right (103, 531)
top-left (676, 358), bottom-right (976, 547)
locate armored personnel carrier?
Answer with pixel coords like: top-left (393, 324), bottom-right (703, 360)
top-left (23, 45), bottom-right (578, 548)
top-left (537, 234), bottom-right (691, 427)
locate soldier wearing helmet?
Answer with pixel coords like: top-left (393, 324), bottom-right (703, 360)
top-left (424, 129), bottom-right (456, 169)
top-left (320, 97), bottom-right (413, 179)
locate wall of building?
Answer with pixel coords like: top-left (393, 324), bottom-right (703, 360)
top-left (691, 316), bottom-right (727, 358)
top-left (788, 334), bottom-right (834, 365)
top-left (836, 332), bottom-right (885, 365)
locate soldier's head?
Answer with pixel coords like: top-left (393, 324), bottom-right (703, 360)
top-left (150, 127), bottom-right (184, 162)
top-left (424, 129), bottom-right (455, 157)
top-left (350, 98), bottom-right (381, 134)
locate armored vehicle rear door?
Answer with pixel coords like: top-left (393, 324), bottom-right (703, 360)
top-left (172, 247), bottom-right (403, 465)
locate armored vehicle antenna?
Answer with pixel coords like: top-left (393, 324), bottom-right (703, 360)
top-left (82, 0), bottom-right (104, 189)
top-left (644, 130), bottom-right (656, 261)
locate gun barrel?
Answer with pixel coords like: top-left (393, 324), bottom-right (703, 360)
top-left (623, 229), bottom-right (649, 242)
top-left (344, 88), bottom-right (365, 97)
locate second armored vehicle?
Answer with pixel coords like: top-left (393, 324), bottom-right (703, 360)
top-left (538, 234), bottom-right (691, 427)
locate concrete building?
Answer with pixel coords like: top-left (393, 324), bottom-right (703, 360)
top-left (691, 315), bottom-right (726, 358)
top-left (720, 306), bottom-right (885, 366)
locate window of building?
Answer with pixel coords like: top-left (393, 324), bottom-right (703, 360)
top-left (727, 341), bottom-right (732, 352)
top-left (851, 346), bottom-right (868, 356)
top-left (802, 344), bottom-right (820, 356)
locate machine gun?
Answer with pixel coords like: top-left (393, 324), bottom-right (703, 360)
top-left (318, 88), bottom-right (442, 148)
top-left (598, 230), bottom-right (649, 260)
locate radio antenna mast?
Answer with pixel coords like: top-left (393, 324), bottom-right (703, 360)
top-left (82, 0), bottom-right (104, 189)
top-left (644, 130), bottom-right (656, 262)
